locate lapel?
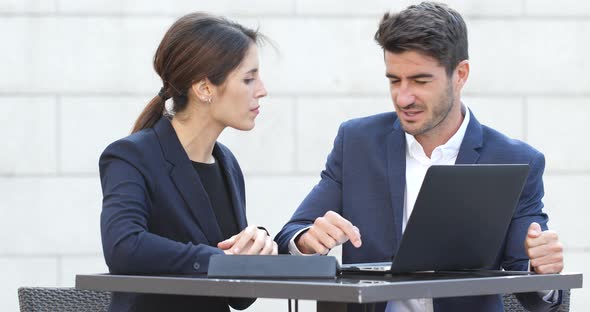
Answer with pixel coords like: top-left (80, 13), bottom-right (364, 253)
top-left (213, 144), bottom-right (247, 230)
top-left (387, 118), bottom-right (407, 252)
top-left (455, 110), bottom-right (483, 165)
top-left (153, 117), bottom-right (223, 244)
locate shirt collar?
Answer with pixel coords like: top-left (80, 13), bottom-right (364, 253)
top-left (405, 103), bottom-right (470, 163)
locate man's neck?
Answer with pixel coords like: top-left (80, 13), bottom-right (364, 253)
top-left (414, 104), bottom-right (465, 158)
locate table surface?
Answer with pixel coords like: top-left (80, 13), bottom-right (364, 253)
top-left (76, 271), bottom-right (583, 303)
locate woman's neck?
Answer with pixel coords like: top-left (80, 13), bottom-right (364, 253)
top-left (171, 107), bottom-right (224, 164)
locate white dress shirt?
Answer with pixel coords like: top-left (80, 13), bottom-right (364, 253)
top-left (385, 106), bottom-right (471, 312)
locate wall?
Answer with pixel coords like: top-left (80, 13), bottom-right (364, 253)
top-left (1, 0), bottom-right (588, 311)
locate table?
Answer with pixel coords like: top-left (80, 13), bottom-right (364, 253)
top-left (76, 271), bottom-right (582, 311)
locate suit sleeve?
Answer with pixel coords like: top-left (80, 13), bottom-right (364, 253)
top-left (274, 123), bottom-right (345, 254)
top-left (501, 151), bottom-right (548, 271)
top-left (99, 140), bottom-right (223, 275)
top-left (501, 152), bottom-right (563, 311)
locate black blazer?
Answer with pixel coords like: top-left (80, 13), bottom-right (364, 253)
top-left (100, 117), bottom-right (254, 311)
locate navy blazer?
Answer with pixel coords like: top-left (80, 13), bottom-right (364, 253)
top-left (275, 110), bottom-right (561, 312)
top-left (100, 117), bottom-right (254, 311)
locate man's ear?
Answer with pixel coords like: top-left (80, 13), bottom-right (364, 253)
top-left (453, 60), bottom-right (469, 91)
top-left (190, 79), bottom-right (213, 103)
top-left (454, 60), bottom-right (470, 91)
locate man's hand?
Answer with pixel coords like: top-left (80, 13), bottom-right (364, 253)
top-left (296, 211), bottom-right (362, 254)
top-left (525, 222), bottom-right (564, 274)
top-left (218, 225), bottom-right (278, 255)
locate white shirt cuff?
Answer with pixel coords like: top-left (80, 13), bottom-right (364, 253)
top-left (541, 290), bottom-right (559, 303)
top-left (527, 261), bottom-right (559, 303)
top-left (288, 226), bottom-right (326, 256)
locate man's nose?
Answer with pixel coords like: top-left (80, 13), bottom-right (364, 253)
top-left (395, 85), bottom-right (415, 107)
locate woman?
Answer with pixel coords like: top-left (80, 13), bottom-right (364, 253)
top-left (99, 13), bottom-right (276, 311)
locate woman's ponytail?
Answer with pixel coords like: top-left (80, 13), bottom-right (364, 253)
top-left (131, 88), bottom-right (168, 134)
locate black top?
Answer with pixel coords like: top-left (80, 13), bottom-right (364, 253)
top-left (191, 159), bottom-right (239, 240)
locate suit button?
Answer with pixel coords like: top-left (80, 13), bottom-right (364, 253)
top-left (193, 262), bottom-right (201, 271)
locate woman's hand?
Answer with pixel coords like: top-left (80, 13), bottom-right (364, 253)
top-left (217, 225), bottom-right (278, 255)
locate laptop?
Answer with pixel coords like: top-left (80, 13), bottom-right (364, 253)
top-left (340, 164), bottom-right (530, 274)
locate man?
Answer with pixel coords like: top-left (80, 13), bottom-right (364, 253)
top-left (274, 2), bottom-right (564, 312)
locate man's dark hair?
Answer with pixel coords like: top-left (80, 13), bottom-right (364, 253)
top-left (374, 1), bottom-right (468, 76)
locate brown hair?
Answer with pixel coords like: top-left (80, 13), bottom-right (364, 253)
top-left (132, 13), bottom-right (261, 133)
top-left (374, 1), bottom-right (468, 76)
